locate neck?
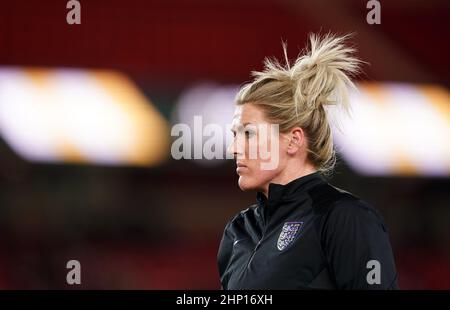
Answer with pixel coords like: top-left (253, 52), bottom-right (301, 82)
top-left (261, 163), bottom-right (317, 197)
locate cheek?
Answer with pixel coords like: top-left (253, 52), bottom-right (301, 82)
top-left (237, 133), bottom-right (286, 191)
top-left (238, 163), bottom-right (282, 191)
top-left (254, 168), bottom-right (280, 184)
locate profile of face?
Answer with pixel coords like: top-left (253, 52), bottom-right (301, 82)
top-left (228, 103), bottom-right (303, 195)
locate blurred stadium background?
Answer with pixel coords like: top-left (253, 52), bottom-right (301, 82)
top-left (0, 0), bottom-right (449, 289)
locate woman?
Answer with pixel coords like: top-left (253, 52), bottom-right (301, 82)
top-left (217, 34), bottom-right (398, 289)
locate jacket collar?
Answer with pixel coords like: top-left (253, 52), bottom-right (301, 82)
top-left (256, 171), bottom-right (325, 221)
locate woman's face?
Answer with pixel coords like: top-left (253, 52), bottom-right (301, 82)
top-left (228, 103), bottom-right (289, 194)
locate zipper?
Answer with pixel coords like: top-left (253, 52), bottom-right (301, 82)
top-left (246, 238), bottom-right (263, 268)
top-left (246, 209), bottom-right (268, 268)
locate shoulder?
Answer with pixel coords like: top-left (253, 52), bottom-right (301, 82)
top-left (310, 182), bottom-right (387, 234)
top-left (218, 204), bottom-right (258, 264)
top-left (223, 204), bottom-right (259, 232)
top-left (309, 181), bottom-right (360, 208)
top-left (309, 184), bottom-right (398, 289)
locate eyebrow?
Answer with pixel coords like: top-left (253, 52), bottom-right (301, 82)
top-left (230, 122), bottom-right (255, 132)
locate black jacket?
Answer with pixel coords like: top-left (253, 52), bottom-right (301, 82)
top-left (217, 172), bottom-right (398, 289)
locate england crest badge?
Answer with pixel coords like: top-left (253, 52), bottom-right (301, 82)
top-left (277, 221), bottom-right (304, 251)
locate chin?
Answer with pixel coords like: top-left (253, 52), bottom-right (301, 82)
top-left (238, 176), bottom-right (260, 192)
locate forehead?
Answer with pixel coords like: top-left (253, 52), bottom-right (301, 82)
top-left (231, 104), bottom-right (267, 127)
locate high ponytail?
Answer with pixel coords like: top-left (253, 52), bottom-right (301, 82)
top-left (235, 33), bottom-right (361, 172)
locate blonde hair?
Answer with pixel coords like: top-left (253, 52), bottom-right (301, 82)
top-left (235, 33), bottom-right (361, 173)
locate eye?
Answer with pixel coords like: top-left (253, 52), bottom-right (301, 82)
top-left (231, 130), bottom-right (236, 137)
top-left (244, 130), bottom-right (254, 138)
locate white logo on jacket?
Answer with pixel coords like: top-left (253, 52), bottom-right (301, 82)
top-left (277, 222), bottom-right (303, 251)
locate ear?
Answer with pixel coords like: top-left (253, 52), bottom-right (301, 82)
top-left (286, 127), bottom-right (305, 155)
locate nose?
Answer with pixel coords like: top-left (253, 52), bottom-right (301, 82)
top-left (227, 135), bottom-right (243, 159)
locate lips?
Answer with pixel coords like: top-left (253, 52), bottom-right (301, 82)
top-left (236, 163), bottom-right (248, 174)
